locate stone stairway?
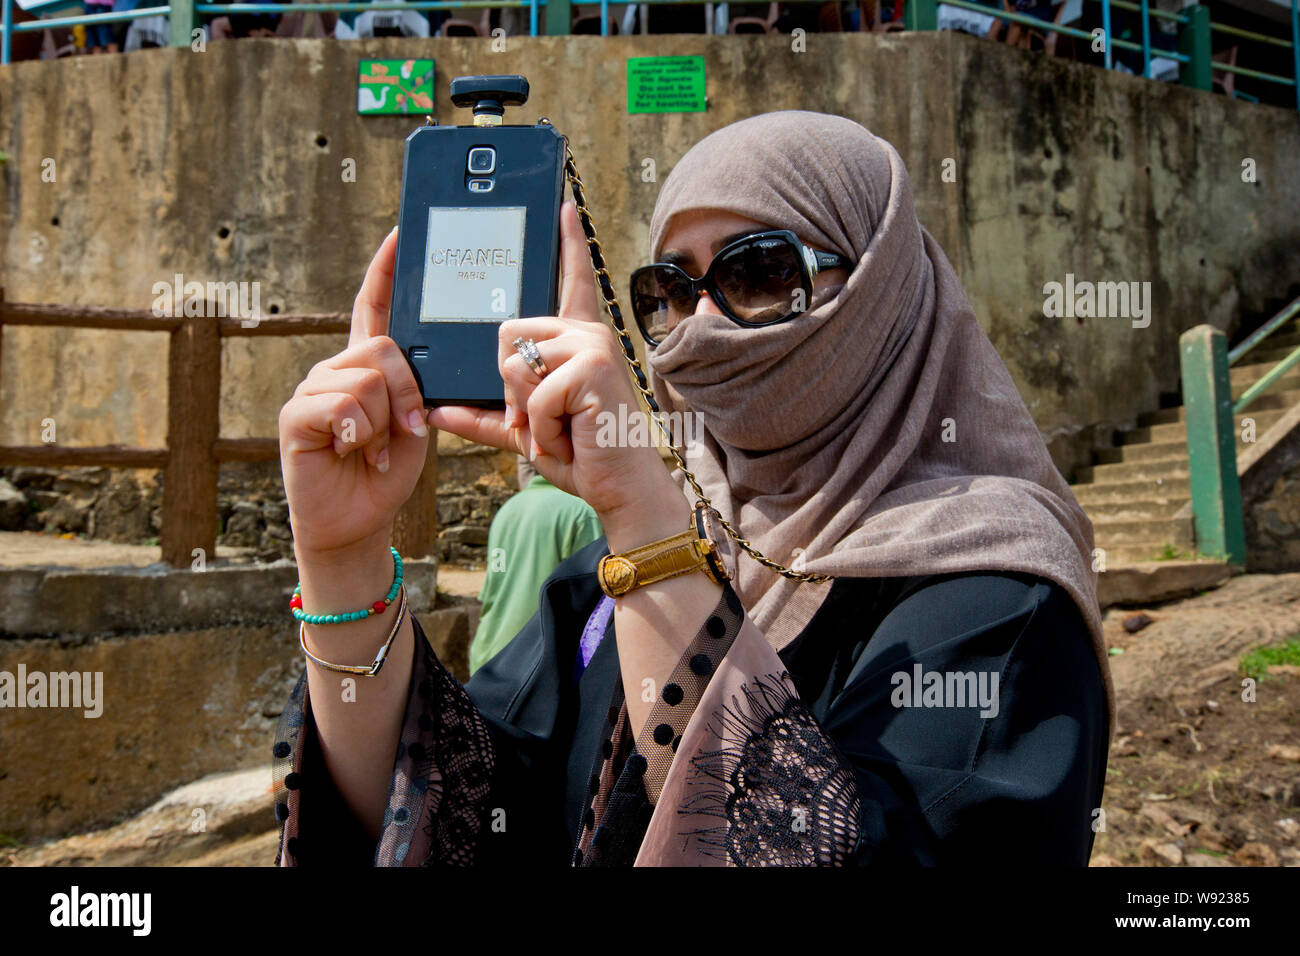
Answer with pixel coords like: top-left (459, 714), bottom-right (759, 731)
top-left (1070, 319), bottom-right (1300, 596)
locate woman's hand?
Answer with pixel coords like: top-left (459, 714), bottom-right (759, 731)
top-left (429, 200), bottom-right (686, 540)
top-left (278, 227), bottom-right (432, 560)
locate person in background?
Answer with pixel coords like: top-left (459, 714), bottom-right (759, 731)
top-left (772, 0), bottom-right (824, 33)
top-left (110, 0), bottom-right (140, 51)
top-left (468, 454), bottom-right (604, 675)
top-left (275, 0), bottom-right (339, 37)
top-left (209, 0), bottom-right (282, 38)
top-left (84, 0), bottom-right (119, 52)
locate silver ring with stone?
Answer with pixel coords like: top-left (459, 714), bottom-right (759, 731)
top-left (513, 337), bottom-right (549, 377)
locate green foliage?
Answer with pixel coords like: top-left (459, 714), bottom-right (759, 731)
top-left (1238, 637), bottom-right (1300, 683)
top-left (1149, 543), bottom-right (1226, 562)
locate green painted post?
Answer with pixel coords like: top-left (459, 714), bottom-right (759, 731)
top-left (1178, 4), bottom-right (1212, 91)
top-left (170, 0), bottom-right (196, 46)
top-left (905, 0), bottom-right (938, 31)
top-left (545, 0), bottom-right (571, 34)
top-left (1180, 325), bottom-right (1245, 565)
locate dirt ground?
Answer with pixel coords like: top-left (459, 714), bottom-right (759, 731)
top-left (1091, 573), bottom-right (1300, 866)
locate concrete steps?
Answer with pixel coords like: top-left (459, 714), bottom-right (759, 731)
top-left (1070, 316), bottom-right (1300, 595)
top-left (1083, 498), bottom-right (1190, 519)
top-left (1125, 407), bottom-right (1285, 444)
top-left (1139, 387), bottom-right (1300, 425)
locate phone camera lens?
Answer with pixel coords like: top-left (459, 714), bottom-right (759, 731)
top-left (468, 147), bottom-right (496, 174)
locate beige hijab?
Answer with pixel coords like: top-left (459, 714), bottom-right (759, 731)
top-left (644, 111), bottom-right (1113, 719)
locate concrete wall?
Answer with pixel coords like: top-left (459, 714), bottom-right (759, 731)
top-left (3, 33), bottom-right (1299, 482)
top-left (950, 38), bottom-right (1300, 468)
top-left (0, 554), bottom-right (476, 838)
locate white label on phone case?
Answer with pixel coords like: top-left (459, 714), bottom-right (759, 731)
top-left (419, 206), bottom-right (526, 322)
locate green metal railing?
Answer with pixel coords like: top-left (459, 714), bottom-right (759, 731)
top-left (3, 2), bottom-right (173, 63)
top-left (1179, 294), bottom-right (1300, 565)
top-left (0, 0), bottom-right (549, 62)
top-left (1179, 325), bottom-right (1245, 564)
top-left (1231, 294), bottom-right (1300, 413)
top-left (913, 0), bottom-right (1297, 106)
top-left (2, 0), bottom-right (846, 60)
top-left (5, 0), bottom-right (1298, 105)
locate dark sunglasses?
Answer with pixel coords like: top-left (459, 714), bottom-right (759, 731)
top-left (629, 229), bottom-right (850, 347)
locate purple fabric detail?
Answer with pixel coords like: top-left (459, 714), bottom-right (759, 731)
top-left (577, 593), bottom-right (616, 673)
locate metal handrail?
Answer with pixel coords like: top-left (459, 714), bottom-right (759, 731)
top-left (1085, 0), bottom-right (1185, 23)
top-left (1095, 0), bottom-right (1295, 95)
top-left (8, 5), bottom-right (169, 31)
top-left (0, 0), bottom-right (847, 58)
top-left (1215, 59), bottom-right (1297, 85)
top-left (1228, 294), bottom-right (1300, 364)
top-left (194, 1), bottom-right (536, 10)
top-left (1213, 20), bottom-right (1294, 49)
top-left (1234, 344), bottom-right (1300, 412)
top-left (4, 0), bottom-right (1298, 110)
top-left (1228, 294), bottom-right (1300, 413)
top-left (940, 0), bottom-right (1098, 44)
top-left (1109, 34), bottom-right (1188, 61)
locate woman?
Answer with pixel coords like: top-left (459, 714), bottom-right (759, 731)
top-left (273, 111), bottom-right (1111, 867)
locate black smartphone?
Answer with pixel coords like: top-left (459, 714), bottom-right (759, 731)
top-left (389, 74), bottom-right (566, 408)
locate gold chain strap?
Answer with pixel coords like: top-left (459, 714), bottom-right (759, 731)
top-left (539, 120), bottom-right (832, 586)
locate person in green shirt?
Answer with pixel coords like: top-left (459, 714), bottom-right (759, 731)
top-left (469, 455), bottom-right (604, 675)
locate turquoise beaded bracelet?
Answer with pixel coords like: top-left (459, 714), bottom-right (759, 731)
top-left (290, 546), bottom-right (403, 624)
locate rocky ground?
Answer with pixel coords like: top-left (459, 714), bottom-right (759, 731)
top-left (0, 768), bottom-right (282, 867)
top-left (1091, 572), bottom-right (1300, 867)
top-left (2, 554), bottom-right (1296, 867)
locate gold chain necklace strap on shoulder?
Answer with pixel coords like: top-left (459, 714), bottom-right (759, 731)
top-left (539, 121), bottom-right (832, 586)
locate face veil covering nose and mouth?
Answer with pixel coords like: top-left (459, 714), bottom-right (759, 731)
top-left (644, 110), bottom-right (1113, 727)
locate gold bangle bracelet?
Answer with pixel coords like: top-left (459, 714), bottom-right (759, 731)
top-left (299, 585), bottom-right (408, 677)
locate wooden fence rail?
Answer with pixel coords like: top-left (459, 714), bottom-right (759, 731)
top-left (0, 290), bottom-right (439, 568)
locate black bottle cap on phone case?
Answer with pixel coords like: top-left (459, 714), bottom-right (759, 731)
top-left (449, 75), bottom-right (530, 121)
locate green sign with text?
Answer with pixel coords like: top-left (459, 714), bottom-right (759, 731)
top-left (358, 59), bottom-right (435, 115)
top-left (627, 56), bottom-right (706, 114)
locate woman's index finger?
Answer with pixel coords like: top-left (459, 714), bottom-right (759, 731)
top-left (556, 200), bottom-right (601, 323)
top-left (350, 226), bottom-right (400, 349)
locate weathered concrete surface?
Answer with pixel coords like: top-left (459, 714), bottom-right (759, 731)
top-left (948, 38), bottom-right (1300, 472)
top-left (0, 620), bottom-right (301, 839)
top-left (1098, 559), bottom-right (1235, 608)
top-left (3, 34), bottom-right (1298, 482)
top-left (0, 555), bottom-right (438, 637)
top-left (1, 767), bottom-right (276, 866)
top-left (0, 590), bottom-right (477, 840)
top-left (0, 528), bottom-right (246, 568)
